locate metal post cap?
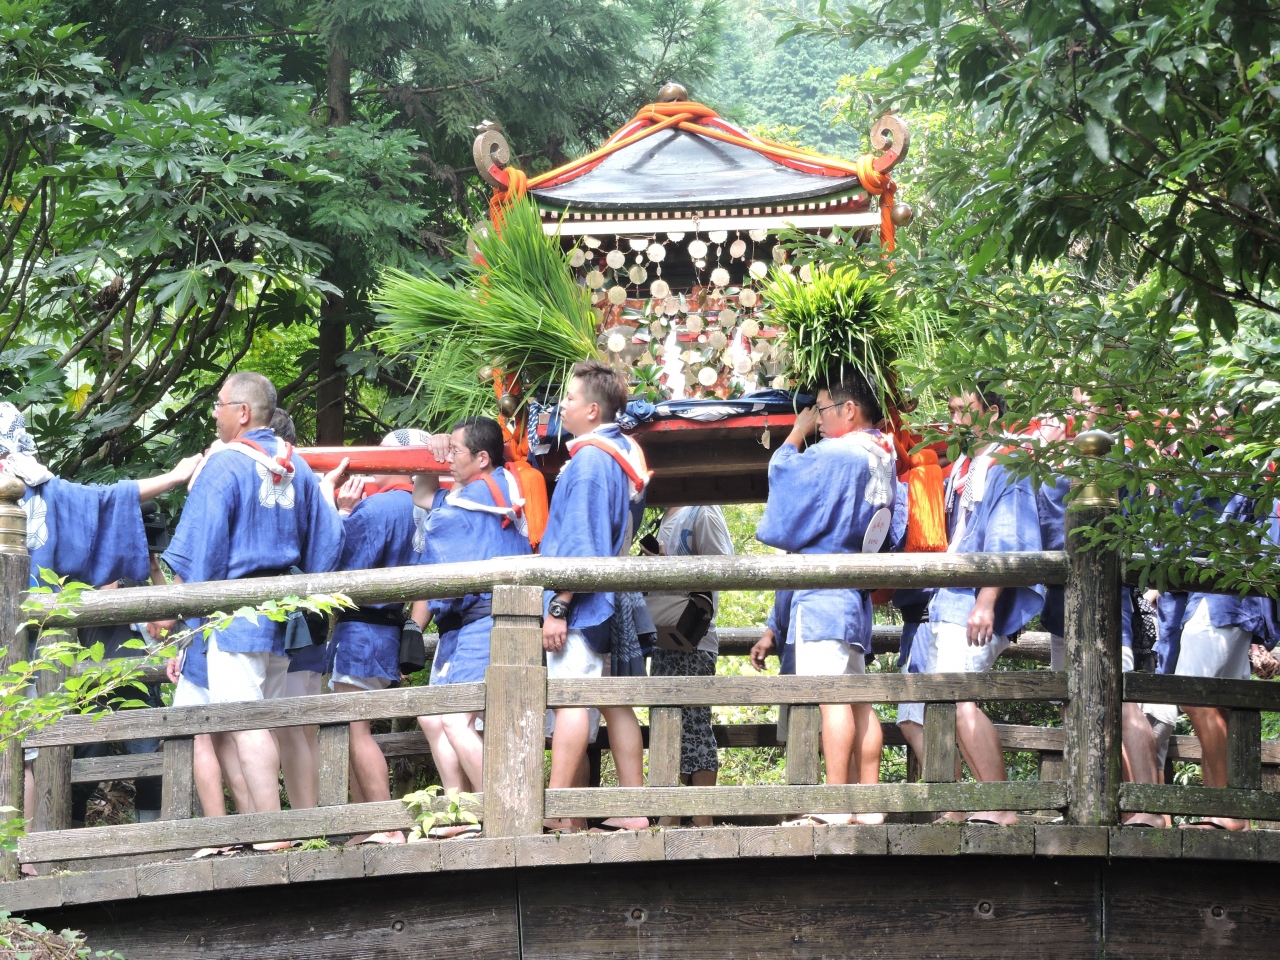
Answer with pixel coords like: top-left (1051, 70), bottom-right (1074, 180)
top-left (1071, 430), bottom-right (1118, 508)
top-left (656, 82), bottom-right (689, 103)
top-left (1074, 430), bottom-right (1114, 457)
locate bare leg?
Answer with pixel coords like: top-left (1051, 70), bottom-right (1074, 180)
top-left (598, 706), bottom-right (648, 830)
top-left (23, 762), bottom-right (33, 822)
top-left (441, 712), bottom-right (484, 789)
top-left (954, 701), bottom-right (1016, 824)
top-left (851, 703), bottom-right (884, 823)
top-left (1182, 704), bottom-right (1248, 829)
top-left (689, 769), bottom-right (716, 827)
top-left (332, 683), bottom-right (402, 844)
top-left (899, 720), bottom-right (924, 759)
top-left (211, 732), bottom-right (253, 813)
top-left (230, 728), bottom-right (282, 813)
top-left (1120, 703), bottom-right (1166, 826)
top-left (274, 726), bottom-right (318, 810)
top-left (418, 714), bottom-right (469, 791)
top-left (547, 707), bottom-right (590, 831)
top-left (807, 703), bottom-right (855, 825)
top-left (193, 734), bottom-right (227, 817)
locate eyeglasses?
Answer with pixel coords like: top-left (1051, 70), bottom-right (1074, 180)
top-left (816, 401), bottom-right (848, 417)
top-left (211, 399), bottom-right (247, 414)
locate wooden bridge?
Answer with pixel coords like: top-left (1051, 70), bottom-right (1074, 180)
top-left (1, 482), bottom-right (1279, 958)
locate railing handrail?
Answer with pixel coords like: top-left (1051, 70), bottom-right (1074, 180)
top-left (23, 672), bottom-right (1065, 747)
top-left (25, 551), bottom-right (1070, 627)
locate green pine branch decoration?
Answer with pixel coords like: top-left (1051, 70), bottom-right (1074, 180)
top-left (763, 266), bottom-right (934, 410)
top-left (373, 197), bottom-right (601, 430)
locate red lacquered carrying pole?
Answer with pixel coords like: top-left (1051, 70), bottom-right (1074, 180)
top-left (295, 446), bottom-right (450, 475)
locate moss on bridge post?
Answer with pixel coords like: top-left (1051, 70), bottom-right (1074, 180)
top-left (1064, 431), bottom-right (1123, 826)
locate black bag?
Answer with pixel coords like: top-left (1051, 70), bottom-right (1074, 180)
top-left (644, 591), bottom-right (714, 651)
top-left (281, 565), bottom-right (332, 653)
top-left (399, 621), bottom-right (428, 675)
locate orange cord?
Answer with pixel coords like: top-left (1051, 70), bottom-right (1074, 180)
top-left (487, 101), bottom-right (900, 250)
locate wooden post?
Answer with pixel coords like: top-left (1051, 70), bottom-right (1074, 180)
top-left (648, 707), bottom-right (682, 787)
top-left (1226, 709), bottom-right (1262, 791)
top-left (481, 584), bottom-right (547, 837)
top-left (30, 628), bottom-right (72, 834)
top-left (785, 705), bottom-right (821, 785)
top-left (317, 724), bottom-right (351, 806)
top-left (0, 475), bottom-right (25, 880)
top-left (922, 702), bottom-right (957, 783)
top-left (1063, 430), bottom-right (1123, 826)
top-left (160, 737), bottom-right (196, 819)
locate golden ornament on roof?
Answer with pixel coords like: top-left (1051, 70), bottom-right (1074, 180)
top-left (710, 267), bottom-right (730, 288)
top-left (738, 288), bottom-right (759, 308)
top-left (650, 278), bottom-right (671, 299)
top-left (606, 249), bottom-right (626, 270)
top-left (688, 239), bottom-right (708, 259)
top-left (729, 239), bottom-right (747, 259)
top-left (607, 285), bottom-right (628, 305)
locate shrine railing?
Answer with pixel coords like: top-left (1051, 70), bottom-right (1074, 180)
top-left (2, 480), bottom-right (1278, 880)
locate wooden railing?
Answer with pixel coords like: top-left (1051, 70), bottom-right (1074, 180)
top-left (1, 450), bottom-right (1278, 880)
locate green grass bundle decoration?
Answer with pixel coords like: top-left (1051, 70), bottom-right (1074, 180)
top-left (374, 197), bottom-right (600, 429)
top-left (763, 266), bottom-right (933, 411)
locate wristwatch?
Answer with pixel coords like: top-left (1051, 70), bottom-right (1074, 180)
top-left (547, 598), bottom-right (570, 620)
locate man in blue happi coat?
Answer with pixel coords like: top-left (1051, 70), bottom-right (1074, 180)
top-left (412, 417), bottom-right (531, 818)
top-left (929, 386), bottom-right (1043, 825)
top-left (313, 430), bottom-right (427, 841)
top-left (0, 402), bottom-right (201, 589)
top-left (0, 402), bottom-right (201, 826)
top-left (153, 372), bottom-right (344, 816)
top-left (1175, 491), bottom-right (1276, 830)
top-left (542, 360), bottom-right (650, 832)
top-left (756, 371), bottom-right (904, 824)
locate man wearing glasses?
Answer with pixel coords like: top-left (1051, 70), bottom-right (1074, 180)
top-left (152, 372), bottom-right (344, 819)
top-left (757, 372), bottom-right (903, 825)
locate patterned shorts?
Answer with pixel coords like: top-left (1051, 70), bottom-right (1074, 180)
top-left (648, 648), bottom-right (720, 775)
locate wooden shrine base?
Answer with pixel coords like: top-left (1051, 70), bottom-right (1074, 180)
top-left (7, 823), bottom-right (1280, 959)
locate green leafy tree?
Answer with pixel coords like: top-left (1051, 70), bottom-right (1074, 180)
top-left (1, 3), bottom-right (336, 477)
top-left (778, 0), bottom-right (1280, 592)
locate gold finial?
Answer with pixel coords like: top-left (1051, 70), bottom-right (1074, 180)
top-left (0, 473), bottom-right (27, 556)
top-left (890, 202), bottom-right (915, 226)
top-left (656, 82), bottom-right (688, 103)
top-left (1071, 430), bottom-right (1118, 508)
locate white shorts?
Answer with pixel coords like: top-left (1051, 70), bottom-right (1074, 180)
top-left (897, 625), bottom-right (938, 728)
top-left (546, 629), bottom-right (605, 679)
top-left (933, 621), bottom-right (1011, 674)
top-left (1143, 702), bottom-right (1179, 727)
top-left (1176, 599), bottom-right (1252, 681)
top-left (172, 674), bottom-right (212, 707)
top-left (206, 637), bottom-right (290, 703)
top-left (795, 638), bottom-right (866, 677)
top-left (330, 673), bottom-right (391, 692)
top-left (286, 671), bottom-right (325, 697)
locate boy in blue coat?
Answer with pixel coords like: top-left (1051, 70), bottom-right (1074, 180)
top-left (756, 372), bottom-right (902, 824)
top-left (154, 372), bottom-right (344, 816)
top-left (930, 387), bottom-right (1043, 825)
top-left (542, 361), bottom-right (649, 832)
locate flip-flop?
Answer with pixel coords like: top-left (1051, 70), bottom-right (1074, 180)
top-left (347, 831), bottom-right (407, 846)
top-left (191, 844), bottom-right (244, 859)
top-left (1180, 819), bottom-right (1229, 830)
top-left (963, 816), bottom-right (1007, 826)
top-left (783, 813), bottom-right (850, 826)
top-left (427, 823), bottom-right (482, 840)
top-left (251, 840), bottom-right (300, 851)
top-left (586, 818), bottom-right (651, 832)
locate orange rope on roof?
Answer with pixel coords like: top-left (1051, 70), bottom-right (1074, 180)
top-left (487, 101), bottom-right (900, 250)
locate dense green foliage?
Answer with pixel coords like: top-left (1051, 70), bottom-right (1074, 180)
top-left (780, 0), bottom-right (1280, 593)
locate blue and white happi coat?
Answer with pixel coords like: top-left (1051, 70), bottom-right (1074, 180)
top-left (328, 488), bottom-right (419, 682)
top-left (539, 424), bottom-right (644, 654)
top-left (930, 445), bottom-right (1045, 637)
top-left (421, 469), bottom-right (531, 683)
top-left (756, 430), bottom-right (904, 654)
top-left (162, 428), bottom-right (344, 655)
